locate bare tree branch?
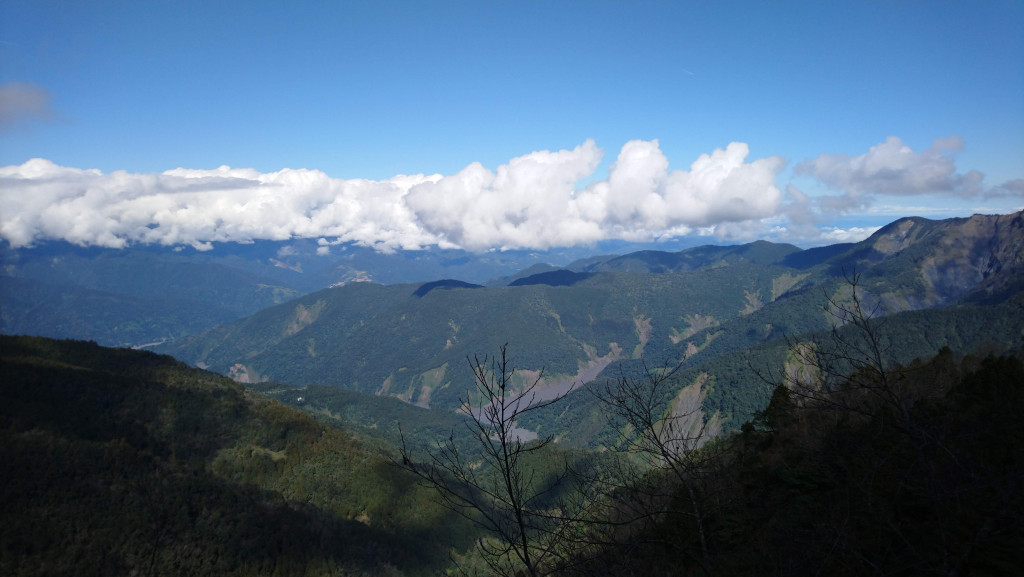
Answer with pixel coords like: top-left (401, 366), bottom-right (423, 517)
top-left (391, 344), bottom-right (588, 577)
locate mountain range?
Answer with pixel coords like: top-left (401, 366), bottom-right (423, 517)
top-left (3, 211), bottom-right (1021, 438)
top-left (0, 236), bottom-right (702, 347)
top-left (146, 211), bottom-right (1023, 444)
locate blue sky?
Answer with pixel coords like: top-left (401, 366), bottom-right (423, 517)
top-left (1, 0), bottom-right (1021, 252)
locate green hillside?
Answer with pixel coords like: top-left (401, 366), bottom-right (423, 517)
top-left (248, 381), bottom-right (481, 456)
top-left (3, 283), bottom-right (1022, 576)
top-left (163, 262), bottom-right (796, 413)
top-left (0, 336), bottom-right (475, 576)
top-left (521, 292), bottom-right (1024, 447)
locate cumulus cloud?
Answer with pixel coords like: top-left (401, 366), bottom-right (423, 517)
top-left (796, 135), bottom-right (983, 198)
top-left (407, 139), bottom-right (784, 250)
top-left (780, 135), bottom-right (1023, 243)
top-left (0, 82), bottom-right (57, 130)
top-left (0, 140), bottom-right (787, 252)
top-left (405, 140), bottom-right (606, 251)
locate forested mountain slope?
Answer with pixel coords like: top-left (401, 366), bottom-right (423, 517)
top-left (531, 211), bottom-right (1024, 445)
top-left (522, 292), bottom-right (1024, 447)
top-left (163, 261), bottom-right (797, 412)
top-left (162, 212), bottom-right (1023, 430)
top-left (0, 336), bottom-right (474, 577)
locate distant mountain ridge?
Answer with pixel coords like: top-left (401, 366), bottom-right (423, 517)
top-left (160, 212), bottom-right (1024, 436)
top-left (11, 212), bottom-right (1017, 348)
top-left (570, 240), bottom-right (802, 274)
top-left (0, 237), bottom-right (695, 346)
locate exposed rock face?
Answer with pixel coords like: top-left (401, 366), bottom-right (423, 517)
top-left (871, 218), bottom-right (920, 256)
top-left (948, 211), bottom-right (1024, 302)
top-left (858, 211), bottom-right (1023, 308)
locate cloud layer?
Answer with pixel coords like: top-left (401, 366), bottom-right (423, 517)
top-left (2, 136), bottom-right (1013, 252)
top-left (0, 140), bottom-right (785, 252)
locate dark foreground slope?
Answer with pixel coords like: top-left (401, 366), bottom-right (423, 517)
top-left (0, 336), bottom-right (473, 577)
top-left (564, 350), bottom-right (1024, 576)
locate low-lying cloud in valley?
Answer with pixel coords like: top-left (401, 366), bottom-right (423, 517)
top-left (0, 137), bottom-right (1010, 253)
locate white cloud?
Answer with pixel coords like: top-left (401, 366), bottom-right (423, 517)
top-left (409, 139), bottom-right (784, 250)
top-left (406, 140), bottom-right (608, 250)
top-left (0, 158), bottom-right (440, 251)
top-left (0, 82), bottom-right (57, 130)
top-left (795, 135), bottom-right (983, 198)
top-left (0, 140), bottom-right (788, 252)
top-left (583, 140), bottom-right (785, 230)
top-left (780, 136), bottom-right (1024, 240)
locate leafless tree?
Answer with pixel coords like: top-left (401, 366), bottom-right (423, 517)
top-left (587, 360), bottom-right (719, 577)
top-left (392, 344), bottom-right (584, 577)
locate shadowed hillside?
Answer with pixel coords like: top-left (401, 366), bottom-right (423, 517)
top-left (559, 349), bottom-right (1024, 576)
top-left (0, 336), bottom-right (475, 577)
